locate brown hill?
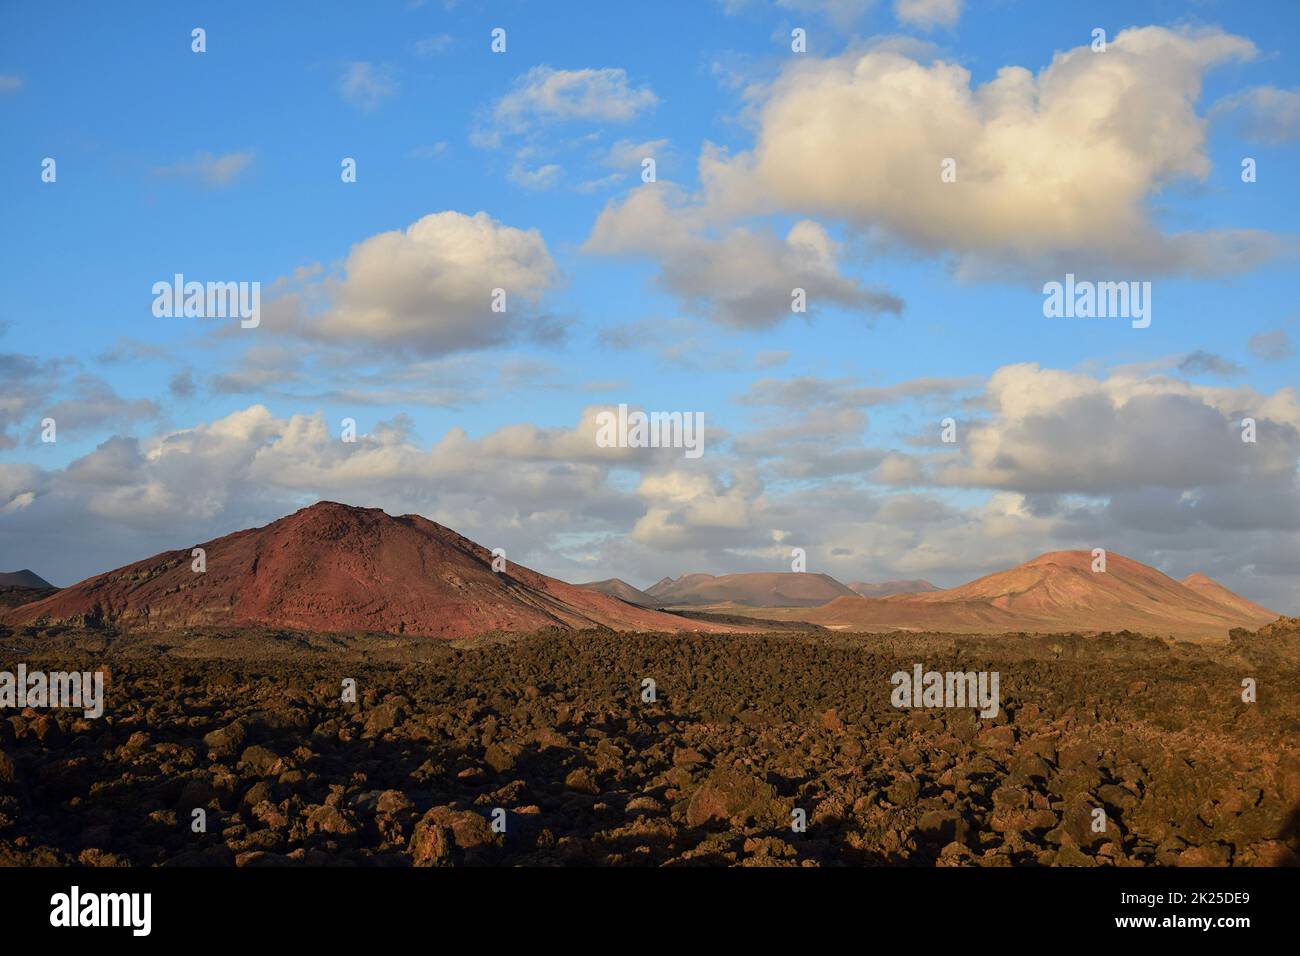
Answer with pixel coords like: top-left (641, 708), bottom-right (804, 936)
top-left (575, 578), bottom-right (658, 607)
top-left (848, 579), bottom-right (941, 597)
top-left (645, 573), bottom-right (710, 598)
top-left (1, 502), bottom-right (739, 638)
top-left (645, 571), bottom-right (857, 608)
top-left (1180, 572), bottom-right (1278, 621)
top-left (0, 569), bottom-right (53, 589)
top-left (803, 550), bottom-right (1277, 640)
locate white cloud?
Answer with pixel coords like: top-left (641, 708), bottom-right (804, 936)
top-left (697, 26), bottom-right (1281, 277)
top-left (153, 150), bottom-right (254, 187)
top-left (414, 34), bottom-right (454, 56)
top-left (602, 137), bottom-right (671, 170)
top-left (894, 0), bottom-right (961, 29)
top-left (585, 183), bottom-right (901, 327)
top-left (1, 355), bottom-right (158, 449)
top-left (407, 142), bottom-right (448, 160)
top-left (938, 363), bottom-right (1300, 504)
top-left (576, 172), bottom-right (625, 193)
top-left (632, 469), bottom-right (763, 550)
top-left (0, 404), bottom-right (651, 583)
top-left (723, 0), bottom-right (875, 29)
top-left (263, 211), bottom-right (558, 355)
top-left (739, 373), bottom-right (978, 408)
top-left (491, 66), bottom-right (658, 132)
top-left (338, 61), bottom-right (397, 112)
top-left (1212, 85), bottom-right (1300, 145)
top-left (508, 162), bottom-right (563, 190)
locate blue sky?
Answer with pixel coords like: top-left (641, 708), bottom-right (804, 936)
top-left (1, 0), bottom-right (1298, 611)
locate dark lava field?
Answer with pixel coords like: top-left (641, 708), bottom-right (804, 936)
top-left (1, 623), bottom-right (1297, 867)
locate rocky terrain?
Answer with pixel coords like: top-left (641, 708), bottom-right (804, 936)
top-left (1, 618), bottom-right (1296, 867)
top-left (0, 586), bottom-right (58, 610)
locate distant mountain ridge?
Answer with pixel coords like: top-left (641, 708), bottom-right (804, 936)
top-left (5, 522), bottom-right (1277, 640)
top-left (645, 571), bottom-right (858, 608)
top-left (0, 569), bottom-right (53, 589)
top-left (802, 550), bottom-right (1276, 639)
top-left (575, 578), bottom-right (658, 607)
top-left (848, 579), bottom-right (941, 597)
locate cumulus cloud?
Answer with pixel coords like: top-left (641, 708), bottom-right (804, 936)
top-left (585, 183), bottom-right (901, 327)
top-left (631, 468), bottom-right (764, 550)
top-left (937, 363), bottom-right (1300, 505)
top-left (696, 26), bottom-right (1282, 278)
top-left (262, 211), bottom-right (559, 355)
